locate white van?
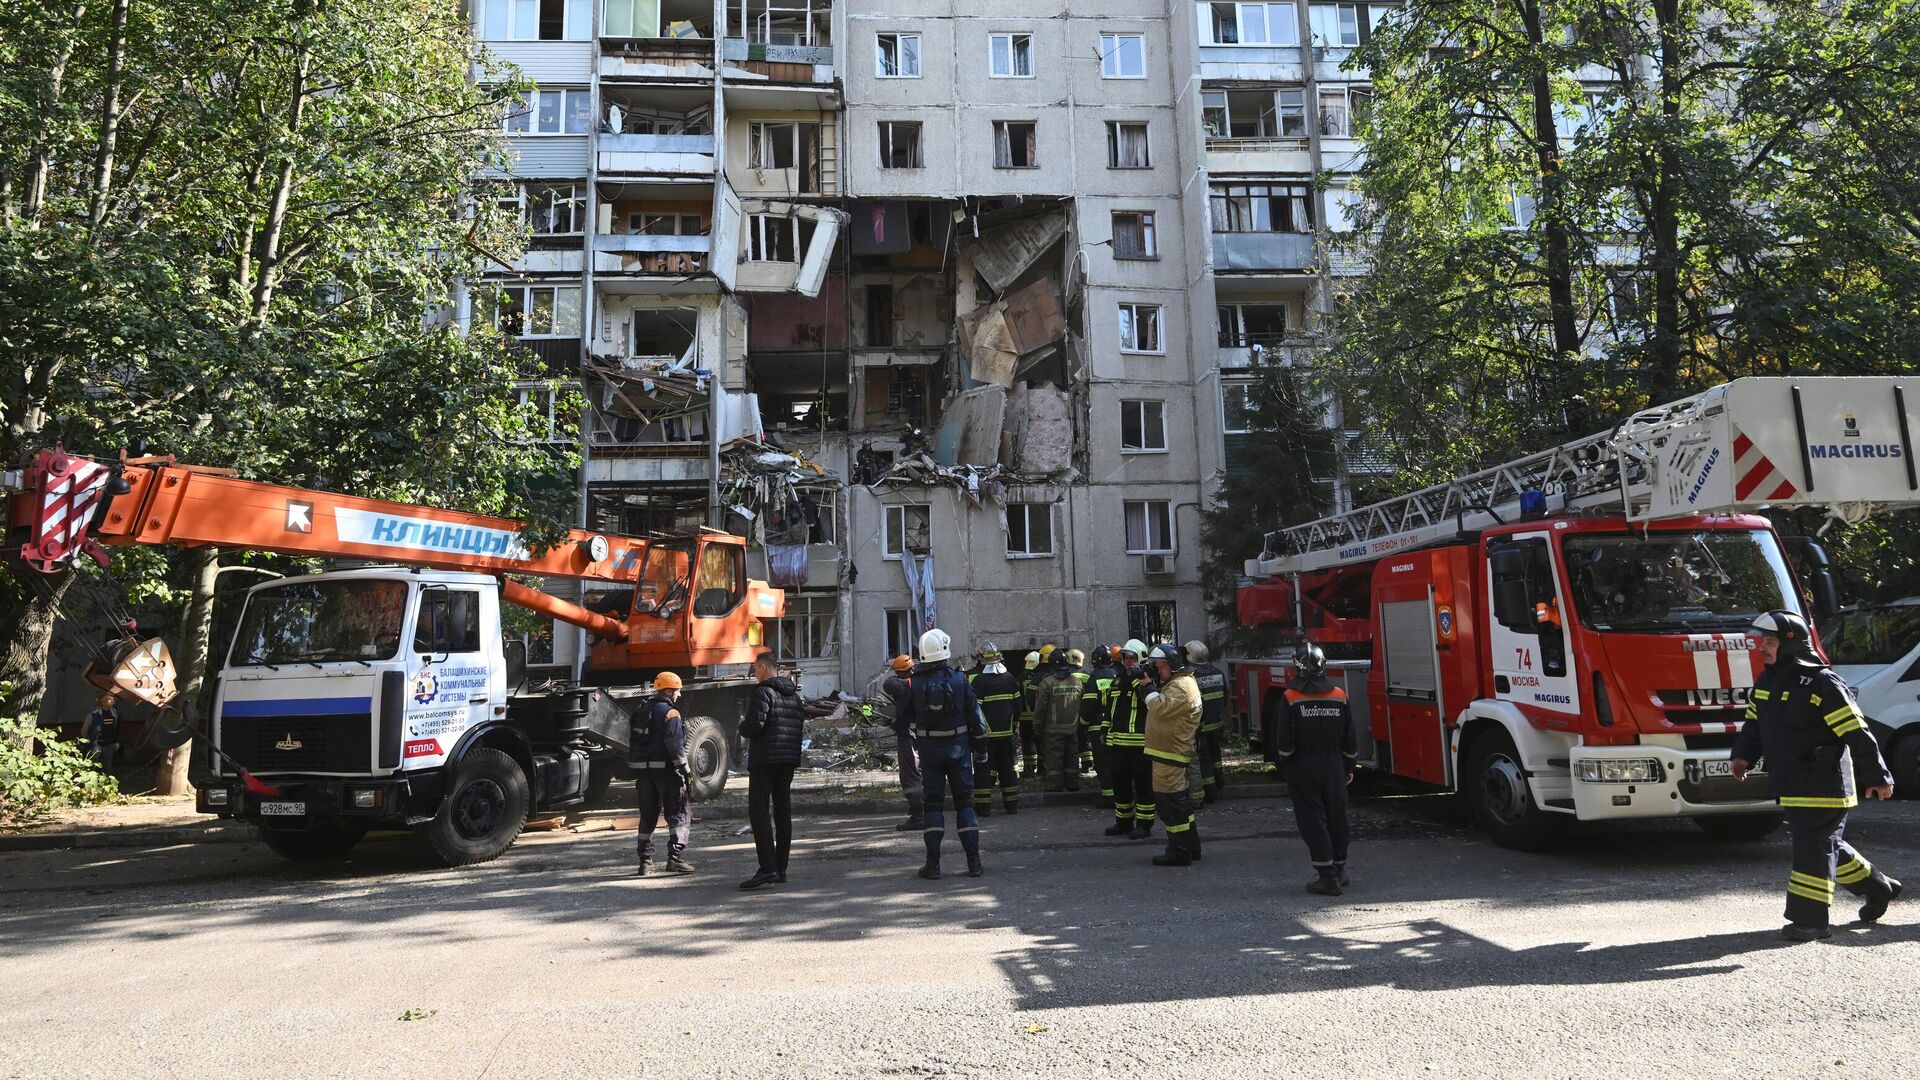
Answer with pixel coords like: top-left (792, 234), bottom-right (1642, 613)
top-left (1822, 600), bottom-right (1920, 793)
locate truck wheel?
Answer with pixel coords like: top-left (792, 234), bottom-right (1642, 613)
top-left (423, 748), bottom-right (529, 866)
top-left (258, 819), bottom-right (367, 861)
top-left (1693, 814), bottom-right (1782, 841)
top-left (684, 716), bottom-right (729, 802)
top-left (1461, 730), bottom-right (1559, 851)
top-left (1889, 732), bottom-right (1920, 798)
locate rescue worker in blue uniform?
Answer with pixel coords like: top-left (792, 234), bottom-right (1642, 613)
top-left (970, 644), bottom-right (1023, 816)
top-left (1103, 639), bottom-right (1156, 839)
top-left (1731, 610), bottom-right (1902, 941)
top-left (907, 629), bottom-right (988, 880)
top-left (629, 671), bottom-right (694, 876)
top-left (1271, 644), bottom-right (1355, 895)
top-left (1186, 641), bottom-right (1229, 804)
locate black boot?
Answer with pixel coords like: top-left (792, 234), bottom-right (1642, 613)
top-left (665, 852), bottom-right (695, 874)
top-left (1306, 874), bottom-right (1343, 896)
top-left (918, 860), bottom-right (942, 881)
top-left (739, 869), bottom-right (779, 890)
top-left (1334, 863), bottom-right (1350, 887)
top-left (1781, 922), bottom-right (1831, 942)
top-left (1004, 800), bottom-right (1019, 815)
top-left (1189, 824), bottom-right (1203, 863)
top-left (1127, 824), bottom-right (1153, 841)
top-left (636, 859), bottom-right (653, 877)
top-left (967, 855), bottom-right (984, 878)
top-left (1860, 876), bottom-right (1903, 923)
top-left (897, 797), bottom-right (926, 831)
top-left (1104, 818), bottom-right (1131, 836)
top-left (1152, 841), bottom-right (1193, 867)
top-left (976, 803), bottom-right (992, 819)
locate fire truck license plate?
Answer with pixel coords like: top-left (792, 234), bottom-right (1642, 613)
top-left (1703, 761), bottom-right (1735, 778)
top-left (260, 801), bottom-right (306, 817)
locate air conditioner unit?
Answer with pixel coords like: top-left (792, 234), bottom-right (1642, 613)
top-left (1143, 553), bottom-right (1174, 575)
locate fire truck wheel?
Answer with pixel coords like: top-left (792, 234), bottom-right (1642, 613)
top-left (1692, 814), bottom-right (1781, 841)
top-left (684, 717), bottom-right (729, 802)
top-left (424, 748), bottom-right (529, 866)
top-left (1889, 731), bottom-right (1920, 798)
top-left (257, 819), bottom-right (368, 861)
top-left (1461, 730), bottom-right (1559, 851)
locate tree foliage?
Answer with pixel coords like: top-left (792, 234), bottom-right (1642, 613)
top-left (0, 0), bottom-right (580, 721)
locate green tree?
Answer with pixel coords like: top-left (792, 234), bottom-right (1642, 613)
top-left (0, 0), bottom-right (579, 789)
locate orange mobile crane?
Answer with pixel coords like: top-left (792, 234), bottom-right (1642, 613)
top-left (5, 447), bottom-right (784, 865)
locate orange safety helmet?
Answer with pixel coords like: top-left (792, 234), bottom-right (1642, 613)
top-left (890, 654), bottom-right (913, 673)
top-left (653, 671), bottom-right (684, 691)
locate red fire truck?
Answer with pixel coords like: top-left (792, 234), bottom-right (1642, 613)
top-left (1228, 376), bottom-right (1920, 849)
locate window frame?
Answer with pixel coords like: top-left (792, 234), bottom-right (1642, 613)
top-left (482, 0), bottom-right (592, 41)
top-left (885, 608), bottom-right (915, 660)
top-left (1105, 121), bottom-right (1152, 169)
top-left (1221, 382), bottom-right (1255, 434)
top-left (503, 88), bottom-right (593, 136)
top-left (767, 591), bottom-right (840, 663)
top-left (1117, 302), bottom-right (1165, 354)
top-left (877, 120), bottom-right (925, 169)
top-left (1099, 32), bottom-right (1147, 78)
top-left (989, 32), bottom-right (1036, 78)
top-left (1005, 502), bottom-right (1056, 558)
top-left (882, 503), bottom-right (932, 560)
top-left (488, 283), bottom-right (583, 339)
top-left (747, 213), bottom-right (814, 262)
top-left (1126, 600), bottom-right (1179, 646)
top-left (992, 120), bottom-right (1039, 168)
top-left (1205, 2), bottom-right (1301, 47)
top-left (1208, 181), bottom-right (1315, 234)
top-left (1111, 210), bottom-right (1158, 260)
top-left (1123, 500), bottom-right (1175, 554)
top-left (1120, 399), bottom-right (1169, 454)
top-left (875, 31), bottom-right (923, 78)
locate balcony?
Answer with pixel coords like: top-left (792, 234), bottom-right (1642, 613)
top-left (599, 38), bottom-right (716, 81)
top-left (1216, 335), bottom-right (1326, 371)
top-left (1205, 135), bottom-right (1313, 176)
top-left (1212, 231), bottom-right (1317, 273)
top-left (593, 233), bottom-right (710, 275)
top-left (597, 133), bottom-right (716, 178)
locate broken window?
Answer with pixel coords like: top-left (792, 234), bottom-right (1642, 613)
top-left (990, 32), bottom-right (1034, 77)
top-left (1124, 501), bottom-right (1174, 553)
top-left (993, 121), bottom-right (1038, 168)
top-left (1100, 32), bottom-right (1145, 77)
top-left (1319, 85), bottom-right (1371, 136)
top-left (769, 592), bottom-right (839, 662)
top-left (748, 122), bottom-right (822, 191)
top-left (1217, 302), bottom-right (1288, 347)
top-left (1209, 182), bottom-right (1313, 233)
top-left (1106, 122), bottom-right (1151, 168)
top-left (481, 0), bottom-right (591, 40)
top-left (487, 284), bottom-right (582, 338)
top-left (503, 89), bottom-right (592, 135)
top-left (630, 212), bottom-right (704, 236)
top-left (1112, 211), bottom-right (1157, 259)
top-left (1006, 503), bottom-right (1055, 557)
top-left (507, 183), bottom-right (584, 235)
top-left (1207, 3), bottom-right (1299, 46)
top-left (748, 213), bottom-right (815, 262)
top-left (885, 609), bottom-right (915, 659)
top-left (1309, 2), bottom-right (1387, 47)
top-left (1222, 383), bottom-right (1256, 433)
top-left (865, 284), bottom-right (896, 346)
top-left (1121, 399), bottom-right (1167, 452)
top-left (1126, 600), bottom-right (1178, 645)
top-left (1203, 88), bottom-right (1306, 140)
top-left (877, 32), bottom-right (922, 77)
top-left (878, 121), bottom-right (924, 168)
top-left (883, 504), bottom-right (931, 559)
top-left (1117, 303), bottom-right (1163, 353)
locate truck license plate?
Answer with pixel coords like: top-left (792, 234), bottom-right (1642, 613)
top-left (1703, 761), bottom-right (1744, 778)
top-left (260, 801), bottom-right (306, 817)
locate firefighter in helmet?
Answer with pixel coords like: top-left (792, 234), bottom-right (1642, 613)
top-left (1144, 643), bottom-right (1204, 866)
top-left (1731, 610), bottom-right (1901, 940)
top-left (1272, 644), bottom-right (1356, 895)
top-left (969, 643), bottom-right (1023, 815)
top-left (1186, 641), bottom-right (1228, 803)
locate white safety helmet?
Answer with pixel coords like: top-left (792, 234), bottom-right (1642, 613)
top-left (1184, 640), bottom-right (1210, 664)
top-left (1121, 638), bottom-right (1149, 660)
top-left (917, 627), bottom-right (952, 663)
top-left (1025, 651), bottom-right (1041, 670)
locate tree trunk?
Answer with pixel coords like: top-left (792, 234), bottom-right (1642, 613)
top-left (85, 0), bottom-right (131, 232)
top-left (1521, 0), bottom-right (1581, 363)
top-left (1647, 0), bottom-right (1685, 401)
top-left (18, 1), bottom-right (89, 223)
top-left (250, 35), bottom-right (312, 328)
top-left (0, 565), bottom-right (73, 722)
top-left (152, 546), bottom-right (218, 796)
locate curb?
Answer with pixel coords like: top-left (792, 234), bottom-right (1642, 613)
top-left (0, 782), bottom-right (1291, 853)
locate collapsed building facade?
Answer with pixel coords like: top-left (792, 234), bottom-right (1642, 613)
top-left (466, 0), bottom-right (1387, 696)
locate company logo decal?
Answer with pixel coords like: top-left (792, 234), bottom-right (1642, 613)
top-left (334, 507), bottom-right (530, 560)
top-left (275, 733), bottom-right (304, 751)
top-left (403, 739), bottom-right (442, 759)
top-left (411, 669), bottom-right (438, 705)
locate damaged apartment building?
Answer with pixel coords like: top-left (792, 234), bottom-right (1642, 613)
top-left (465, 0), bottom-right (1382, 697)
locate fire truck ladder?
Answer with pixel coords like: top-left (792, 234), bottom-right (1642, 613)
top-left (1245, 386), bottom-right (1745, 579)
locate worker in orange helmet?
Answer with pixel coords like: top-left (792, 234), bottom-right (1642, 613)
top-left (630, 671), bottom-right (693, 877)
top-left (882, 654), bottom-right (924, 831)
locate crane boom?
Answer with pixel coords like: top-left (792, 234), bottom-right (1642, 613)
top-left (5, 448), bottom-right (780, 658)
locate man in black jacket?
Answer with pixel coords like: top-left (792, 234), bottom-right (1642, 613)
top-left (1273, 644), bottom-right (1357, 895)
top-left (739, 652), bottom-right (807, 890)
top-left (1731, 610), bottom-right (1901, 941)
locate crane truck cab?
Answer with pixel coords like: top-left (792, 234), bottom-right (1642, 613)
top-left (198, 567), bottom-right (637, 865)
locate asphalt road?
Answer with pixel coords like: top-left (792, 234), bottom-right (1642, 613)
top-left (3, 791), bottom-right (1917, 1079)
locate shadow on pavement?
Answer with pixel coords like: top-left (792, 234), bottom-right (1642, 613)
top-left (1, 793), bottom-right (1914, 1010)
